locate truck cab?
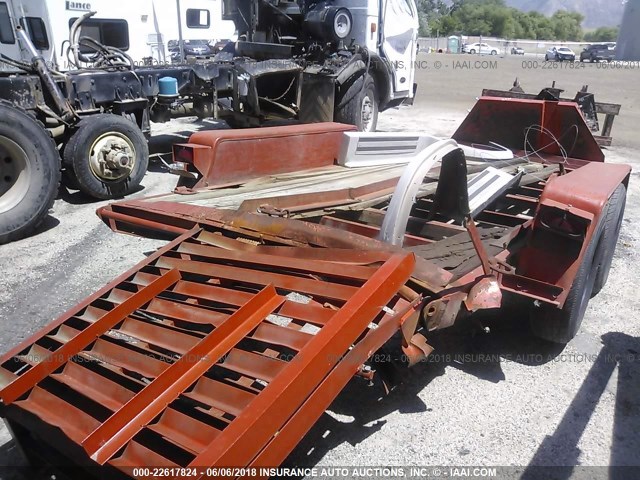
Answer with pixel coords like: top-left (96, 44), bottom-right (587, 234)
top-left (222, 0), bottom-right (419, 131)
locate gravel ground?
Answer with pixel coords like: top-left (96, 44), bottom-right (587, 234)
top-left (0, 53), bottom-right (638, 478)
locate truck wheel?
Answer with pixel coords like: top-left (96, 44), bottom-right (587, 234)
top-left (64, 114), bottom-right (148, 199)
top-left (591, 184), bottom-right (626, 296)
top-left (335, 74), bottom-right (378, 132)
top-left (0, 102), bottom-right (60, 244)
top-left (529, 214), bottom-right (605, 344)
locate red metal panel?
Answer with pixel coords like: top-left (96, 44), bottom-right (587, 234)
top-left (188, 253), bottom-right (415, 470)
top-left (109, 441), bottom-right (179, 469)
top-left (0, 269), bottom-right (181, 405)
top-left (127, 274), bottom-right (335, 327)
top-left (52, 362), bottom-right (136, 412)
top-left (250, 299), bottom-right (418, 471)
top-left (452, 97), bottom-right (605, 163)
top-left (0, 228), bottom-right (200, 366)
top-left (186, 122), bottom-right (355, 187)
top-left (183, 377), bottom-right (256, 417)
top-left (177, 242), bottom-right (377, 281)
top-left (320, 216), bottom-right (432, 247)
top-left (508, 162), bottom-right (631, 306)
top-left (147, 407), bottom-right (221, 454)
top-left (155, 256), bottom-right (358, 302)
top-left (16, 386), bottom-right (101, 444)
top-left (538, 162), bottom-right (630, 219)
top-left (1, 226), bottom-right (417, 476)
top-left (83, 285), bottom-right (284, 464)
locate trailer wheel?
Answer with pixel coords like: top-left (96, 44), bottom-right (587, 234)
top-left (529, 215), bottom-right (606, 344)
top-left (591, 184), bottom-right (627, 296)
top-left (0, 102), bottom-right (60, 244)
top-left (335, 73), bottom-right (378, 132)
top-left (64, 114), bottom-right (148, 199)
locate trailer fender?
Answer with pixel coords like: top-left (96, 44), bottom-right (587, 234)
top-left (509, 162), bottom-right (630, 307)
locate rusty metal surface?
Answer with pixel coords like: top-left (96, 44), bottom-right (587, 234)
top-left (97, 202), bottom-right (454, 291)
top-left (452, 97), bottom-right (605, 163)
top-left (503, 161), bottom-right (632, 307)
top-left (95, 119), bottom-right (631, 332)
top-left (178, 122), bottom-right (355, 188)
top-left (0, 227), bottom-right (417, 476)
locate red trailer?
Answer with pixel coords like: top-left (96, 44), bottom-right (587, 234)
top-left (0, 97), bottom-right (630, 478)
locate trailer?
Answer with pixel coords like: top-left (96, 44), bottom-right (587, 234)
top-left (0, 0), bottom-right (418, 244)
top-left (0, 97), bottom-right (630, 477)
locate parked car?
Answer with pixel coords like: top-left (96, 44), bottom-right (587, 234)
top-left (580, 43), bottom-right (616, 62)
top-left (511, 46), bottom-right (525, 55)
top-left (545, 46), bottom-right (576, 62)
top-left (463, 42), bottom-right (500, 55)
top-left (168, 39), bottom-right (213, 62)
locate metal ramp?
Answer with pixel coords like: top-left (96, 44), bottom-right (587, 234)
top-left (0, 228), bottom-right (415, 477)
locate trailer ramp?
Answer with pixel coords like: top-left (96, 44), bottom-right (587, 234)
top-left (0, 228), bottom-right (416, 478)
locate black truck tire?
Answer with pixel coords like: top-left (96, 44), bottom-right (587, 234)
top-left (0, 102), bottom-right (60, 244)
top-left (335, 73), bottom-right (378, 132)
top-left (529, 213), bottom-right (606, 344)
top-left (64, 114), bottom-right (148, 199)
top-left (591, 184), bottom-right (627, 296)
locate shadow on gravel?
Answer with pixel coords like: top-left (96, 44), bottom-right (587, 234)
top-left (521, 332), bottom-right (640, 480)
top-left (284, 310), bottom-right (567, 470)
top-left (0, 434), bottom-right (48, 480)
top-left (28, 215), bottom-right (60, 238)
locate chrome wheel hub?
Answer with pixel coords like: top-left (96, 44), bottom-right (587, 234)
top-left (361, 95), bottom-right (374, 132)
top-left (89, 132), bottom-right (136, 182)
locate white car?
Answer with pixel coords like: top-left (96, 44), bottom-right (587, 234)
top-left (545, 46), bottom-right (576, 62)
top-left (463, 42), bottom-right (500, 55)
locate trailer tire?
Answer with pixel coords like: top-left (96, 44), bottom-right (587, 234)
top-left (0, 102), bottom-right (60, 244)
top-left (64, 114), bottom-right (148, 200)
top-left (591, 184), bottom-right (626, 296)
top-left (335, 73), bottom-right (378, 132)
top-left (529, 215), bottom-right (606, 344)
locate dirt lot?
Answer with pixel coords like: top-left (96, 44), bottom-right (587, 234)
top-left (0, 53), bottom-right (639, 477)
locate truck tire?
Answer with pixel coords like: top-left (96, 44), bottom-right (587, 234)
top-left (64, 114), bottom-right (148, 199)
top-left (0, 102), bottom-right (60, 244)
top-left (591, 184), bottom-right (626, 296)
top-left (335, 73), bottom-right (378, 132)
top-left (529, 214), bottom-right (606, 344)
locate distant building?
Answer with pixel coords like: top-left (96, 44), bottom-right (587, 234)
top-left (617, 0), bottom-right (640, 60)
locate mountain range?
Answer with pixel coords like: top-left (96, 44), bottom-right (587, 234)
top-left (504, 0), bottom-right (625, 28)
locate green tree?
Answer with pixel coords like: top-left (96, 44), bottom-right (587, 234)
top-left (415, 0), bottom-right (586, 41)
top-left (550, 11), bottom-right (584, 41)
top-left (584, 27), bottom-right (619, 42)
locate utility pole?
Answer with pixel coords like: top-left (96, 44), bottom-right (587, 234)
top-left (176, 0), bottom-right (185, 62)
